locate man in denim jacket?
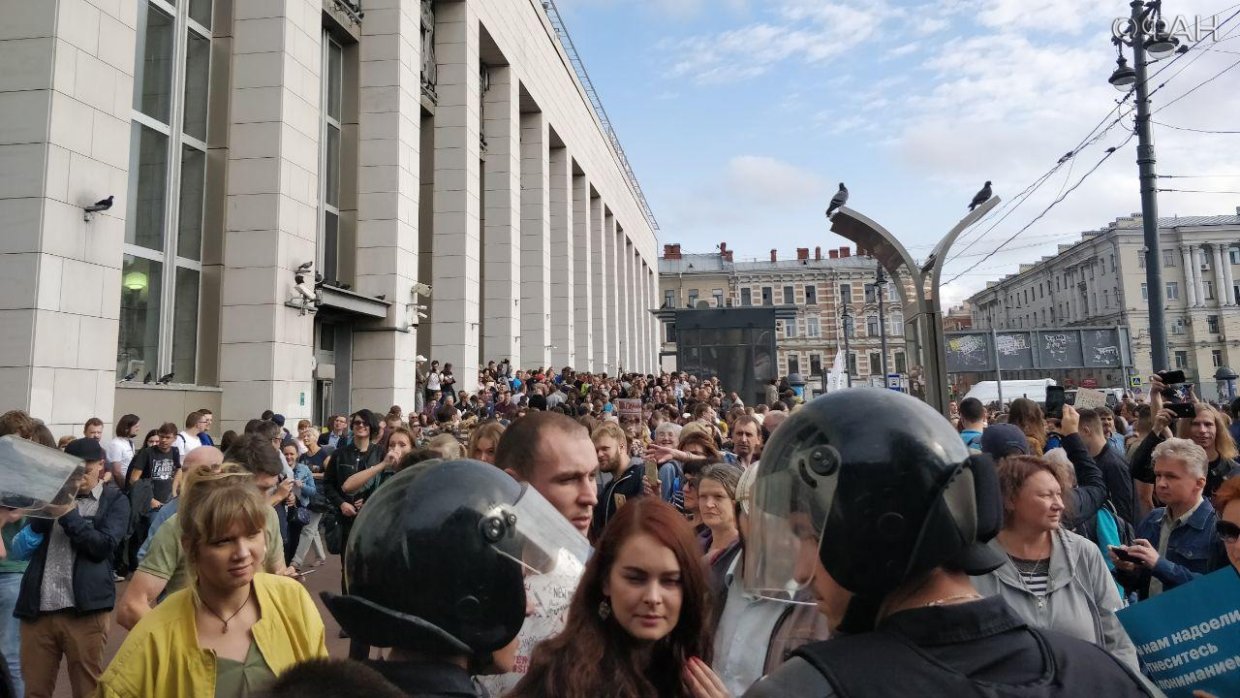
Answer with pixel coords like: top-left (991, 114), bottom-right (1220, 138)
top-left (1113, 437), bottom-right (1221, 599)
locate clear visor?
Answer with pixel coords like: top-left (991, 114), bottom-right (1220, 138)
top-left (0, 436), bottom-right (86, 518)
top-left (490, 483), bottom-right (591, 579)
top-left (741, 451), bottom-right (839, 604)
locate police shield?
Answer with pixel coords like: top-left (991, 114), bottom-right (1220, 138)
top-left (0, 435), bottom-right (86, 518)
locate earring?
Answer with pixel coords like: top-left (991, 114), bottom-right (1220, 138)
top-left (598, 598), bottom-right (612, 620)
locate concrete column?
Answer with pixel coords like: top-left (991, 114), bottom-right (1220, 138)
top-left (430, 1), bottom-right (482, 389)
top-left (590, 198), bottom-right (609, 371)
top-left (1193, 246), bottom-right (1208, 306)
top-left (1182, 246), bottom-right (1198, 307)
top-left (0, 0), bottom-right (135, 433)
top-left (571, 174), bottom-right (593, 370)
top-left (1222, 244), bottom-right (1236, 306)
top-left (618, 235), bottom-right (631, 372)
top-left (519, 110), bottom-right (550, 368)
top-left (220, 0), bottom-right (322, 427)
top-left (627, 243), bottom-right (638, 371)
top-left (636, 257), bottom-right (647, 372)
top-left (606, 214), bottom-right (620, 372)
top-left (649, 266), bottom-right (659, 372)
top-left (351, 0), bottom-right (424, 411)
top-left (1213, 244), bottom-right (1228, 308)
top-left (548, 144), bottom-right (574, 368)
top-left (481, 65), bottom-right (520, 364)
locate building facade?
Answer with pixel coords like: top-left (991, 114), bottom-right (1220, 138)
top-left (1, 0), bottom-right (660, 434)
top-left (968, 212), bottom-right (1240, 398)
top-left (658, 244), bottom-right (908, 389)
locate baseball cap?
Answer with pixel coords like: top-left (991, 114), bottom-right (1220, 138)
top-left (64, 438), bottom-right (106, 462)
top-left (980, 424), bottom-right (1030, 461)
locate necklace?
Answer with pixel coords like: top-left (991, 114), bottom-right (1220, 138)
top-left (199, 583), bottom-right (254, 633)
top-left (924, 593), bottom-right (982, 607)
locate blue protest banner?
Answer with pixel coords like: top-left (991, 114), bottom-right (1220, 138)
top-left (1117, 568), bottom-right (1240, 698)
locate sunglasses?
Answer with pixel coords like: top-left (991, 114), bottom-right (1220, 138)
top-left (1217, 521), bottom-right (1240, 543)
top-left (351, 420), bottom-right (367, 428)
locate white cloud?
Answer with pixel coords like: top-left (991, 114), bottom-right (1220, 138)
top-left (724, 156), bottom-right (829, 204)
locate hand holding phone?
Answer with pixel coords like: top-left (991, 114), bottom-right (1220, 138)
top-left (1109, 545), bottom-right (1141, 564)
top-left (645, 460), bottom-right (660, 489)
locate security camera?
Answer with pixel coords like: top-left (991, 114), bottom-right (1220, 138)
top-left (412, 282), bottom-right (432, 298)
top-left (294, 274), bottom-right (317, 302)
top-left (417, 311), bottom-right (428, 320)
top-left (416, 355), bottom-right (428, 363)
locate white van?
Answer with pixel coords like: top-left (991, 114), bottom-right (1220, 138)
top-left (963, 379), bottom-right (1058, 406)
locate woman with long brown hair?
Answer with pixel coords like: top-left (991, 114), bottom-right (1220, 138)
top-left (509, 498), bottom-right (727, 698)
top-left (1008, 397), bottom-right (1048, 455)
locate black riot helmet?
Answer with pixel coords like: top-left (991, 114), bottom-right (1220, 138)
top-left (742, 388), bottom-right (1004, 632)
top-left (322, 459), bottom-right (589, 660)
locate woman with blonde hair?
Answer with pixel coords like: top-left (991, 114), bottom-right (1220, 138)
top-left (466, 421), bottom-right (504, 464)
top-left (99, 464), bottom-right (327, 697)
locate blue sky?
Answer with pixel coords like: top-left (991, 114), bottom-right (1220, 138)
top-left (556, 0), bottom-right (1240, 307)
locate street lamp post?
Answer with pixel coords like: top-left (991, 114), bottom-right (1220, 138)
top-left (841, 307), bottom-right (853, 387)
top-left (871, 266), bottom-right (890, 382)
top-left (1110, 0), bottom-right (1178, 374)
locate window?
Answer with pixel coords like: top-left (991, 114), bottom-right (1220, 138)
top-left (782, 285), bottom-right (795, 304)
top-left (787, 354), bottom-right (800, 376)
top-left (320, 31), bottom-right (343, 281)
top-left (1103, 290), bottom-right (1109, 308)
top-left (663, 289), bottom-right (674, 308)
top-left (1174, 351), bottom-right (1189, 369)
top-left (810, 354), bottom-right (823, 376)
top-left (1163, 249), bottom-right (1175, 267)
top-left (846, 352), bottom-right (858, 376)
top-left (806, 285), bottom-right (817, 304)
top-left (806, 316), bottom-right (820, 337)
top-left (868, 353), bottom-right (882, 375)
top-left (784, 319), bottom-right (797, 339)
top-left (665, 323), bottom-right (676, 343)
top-left (864, 285), bottom-right (876, 304)
top-left (1208, 315), bottom-right (1220, 333)
top-left (1171, 317), bottom-right (1185, 335)
top-left (1204, 280), bottom-right (1215, 300)
top-left (890, 311), bottom-right (904, 336)
top-left (1235, 284), bottom-right (1240, 305)
top-left (1231, 248), bottom-right (1240, 265)
top-left (740, 288), bottom-right (751, 306)
top-left (1202, 254), bottom-right (1211, 271)
top-left (839, 284), bottom-right (852, 305)
top-left (895, 352), bottom-right (907, 373)
top-left (866, 314), bottom-right (880, 336)
top-left (842, 314), bottom-right (855, 339)
top-left (119, 0), bottom-right (213, 385)
top-left (1166, 282), bottom-right (1179, 301)
top-left (1141, 283), bottom-right (1148, 301)
top-left (761, 287), bottom-right (773, 306)
top-left (1213, 350), bottom-right (1224, 368)
top-left (687, 289), bottom-right (699, 307)
top-left (712, 289), bottom-right (724, 307)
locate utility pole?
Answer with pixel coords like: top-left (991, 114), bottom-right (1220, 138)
top-left (874, 266), bottom-right (890, 381)
top-left (842, 307), bottom-right (853, 387)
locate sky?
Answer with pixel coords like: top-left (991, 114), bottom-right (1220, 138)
top-left (554, 0), bottom-right (1240, 308)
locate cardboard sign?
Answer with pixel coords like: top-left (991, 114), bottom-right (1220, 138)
top-left (616, 398), bottom-right (642, 418)
top-left (1073, 387), bottom-right (1108, 410)
top-left (1117, 569), bottom-right (1240, 698)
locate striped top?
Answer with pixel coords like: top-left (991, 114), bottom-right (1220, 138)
top-left (1010, 555), bottom-right (1051, 597)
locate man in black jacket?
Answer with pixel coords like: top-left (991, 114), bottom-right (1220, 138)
top-left (17, 438), bottom-right (129, 698)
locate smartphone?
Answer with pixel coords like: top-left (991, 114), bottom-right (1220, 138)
top-left (1109, 545), bottom-right (1141, 564)
top-left (294, 568), bottom-right (319, 580)
top-left (1045, 386), bottom-right (1066, 418)
top-left (1167, 402), bottom-right (1197, 419)
top-left (645, 460), bottom-right (660, 488)
top-left (1157, 370), bottom-right (1186, 385)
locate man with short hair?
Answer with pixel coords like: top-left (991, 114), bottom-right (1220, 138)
top-left (117, 435), bottom-right (292, 629)
top-left (17, 438), bottom-right (128, 698)
top-left (134, 446), bottom-right (225, 562)
top-left (958, 397), bottom-right (987, 450)
top-left (195, 408), bottom-right (215, 447)
top-left (1113, 438), bottom-right (1217, 599)
top-left (174, 410), bottom-right (205, 460)
top-left (1078, 408), bottom-right (1136, 526)
top-left (590, 422), bottom-right (645, 540)
top-left (82, 417), bottom-right (104, 441)
top-left (319, 414), bottom-right (348, 450)
top-left (730, 415), bottom-right (763, 468)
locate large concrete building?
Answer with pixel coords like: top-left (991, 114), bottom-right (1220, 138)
top-left (657, 243), bottom-right (909, 389)
top-left (1, 0), bottom-right (660, 434)
top-left (968, 212), bottom-right (1240, 398)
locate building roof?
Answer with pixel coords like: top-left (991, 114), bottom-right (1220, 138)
top-left (659, 254), bottom-right (881, 275)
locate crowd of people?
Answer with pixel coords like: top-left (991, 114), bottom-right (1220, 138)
top-left (0, 360), bottom-right (1236, 696)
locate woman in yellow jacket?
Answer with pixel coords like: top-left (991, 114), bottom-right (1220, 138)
top-left (98, 466), bottom-right (327, 698)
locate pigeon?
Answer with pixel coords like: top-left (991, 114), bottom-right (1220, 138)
top-left (120, 371), bottom-right (137, 382)
top-left (84, 196), bottom-right (113, 213)
top-left (968, 181), bottom-right (992, 211)
top-left (143, 372), bottom-right (152, 384)
top-left (825, 183), bottom-right (849, 218)
top-left (156, 372), bottom-right (175, 385)
top-left (1105, 147), bottom-right (1117, 154)
top-left (296, 261), bottom-right (314, 274)
top-left (1057, 151), bottom-right (1073, 165)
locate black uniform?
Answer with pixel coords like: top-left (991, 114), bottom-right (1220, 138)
top-left (745, 597), bottom-right (1155, 696)
top-left (366, 660), bottom-right (487, 698)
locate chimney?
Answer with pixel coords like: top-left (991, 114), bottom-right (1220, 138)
top-left (770, 249), bottom-right (777, 262)
top-left (828, 249), bottom-right (839, 259)
top-left (796, 248), bottom-right (809, 261)
top-left (719, 242), bottom-right (733, 262)
top-left (840, 247), bottom-right (851, 258)
top-left (814, 246), bottom-right (822, 261)
top-left (663, 243), bottom-right (682, 260)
